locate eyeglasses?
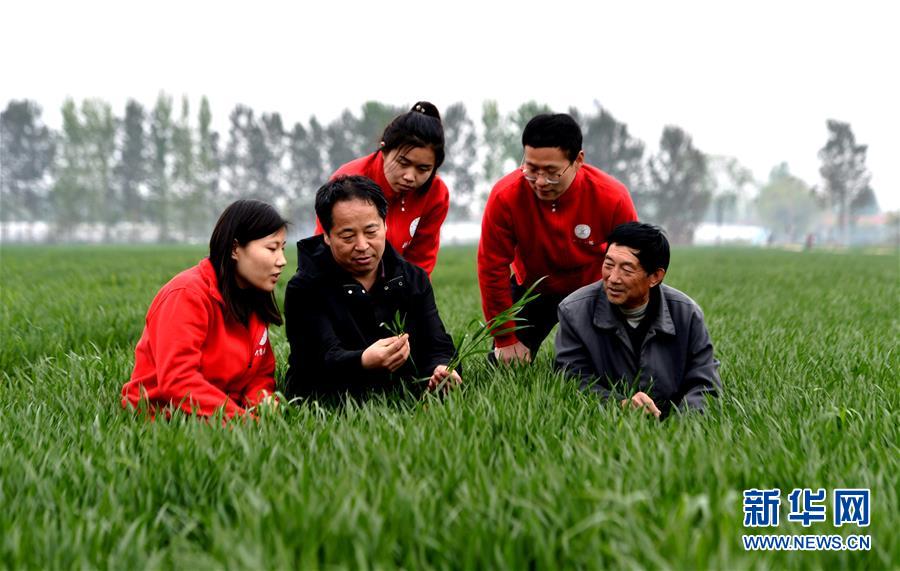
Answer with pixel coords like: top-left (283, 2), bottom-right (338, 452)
top-left (521, 158), bottom-right (573, 185)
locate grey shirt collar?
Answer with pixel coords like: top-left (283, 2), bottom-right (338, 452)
top-left (593, 282), bottom-right (676, 336)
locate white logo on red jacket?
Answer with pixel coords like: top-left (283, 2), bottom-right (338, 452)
top-left (409, 217), bottom-right (420, 237)
top-left (574, 224), bottom-right (591, 239)
top-left (254, 329), bottom-right (268, 357)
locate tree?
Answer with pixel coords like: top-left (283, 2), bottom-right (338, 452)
top-left (756, 163), bottom-right (819, 242)
top-left (647, 126), bottom-right (711, 244)
top-left (357, 101), bottom-right (404, 153)
top-left (150, 93), bottom-right (174, 242)
top-left (223, 105), bottom-right (262, 202)
top-left (818, 119), bottom-right (872, 244)
top-left (196, 96), bottom-right (221, 235)
top-left (580, 103), bottom-right (646, 211)
top-left (849, 185), bottom-right (879, 217)
top-left (441, 102), bottom-right (478, 219)
top-left (115, 100), bottom-right (149, 241)
top-left (0, 100), bottom-right (55, 241)
top-left (51, 99), bottom-right (90, 240)
top-left (79, 100), bottom-right (117, 239)
top-left (223, 105), bottom-right (287, 206)
top-left (481, 100), bottom-right (507, 186)
top-left (223, 104), bottom-right (252, 203)
top-left (324, 109), bottom-right (362, 174)
top-left (260, 111), bottom-right (288, 209)
top-left (171, 96), bottom-right (199, 240)
top-left (287, 116), bottom-right (326, 231)
top-left (707, 156), bottom-right (755, 228)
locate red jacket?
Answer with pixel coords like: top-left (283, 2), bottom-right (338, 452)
top-left (478, 165), bottom-right (638, 347)
top-left (122, 259), bottom-right (276, 418)
top-left (314, 152), bottom-right (450, 275)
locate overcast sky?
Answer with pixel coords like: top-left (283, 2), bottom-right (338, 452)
top-left (3, 0), bottom-right (897, 209)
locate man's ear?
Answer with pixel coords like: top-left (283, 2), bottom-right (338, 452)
top-left (574, 149), bottom-right (585, 167)
top-left (323, 232), bottom-right (331, 246)
top-left (649, 268), bottom-right (666, 288)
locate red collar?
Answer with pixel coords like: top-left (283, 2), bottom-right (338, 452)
top-left (199, 258), bottom-right (225, 305)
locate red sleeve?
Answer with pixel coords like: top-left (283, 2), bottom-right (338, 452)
top-left (148, 289), bottom-right (246, 418)
top-left (241, 334), bottom-right (276, 408)
top-left (477, 189), bottom-right (519, 347)
top-left (402, 183), bottom-right (449, 276)
top-left (314, 217), bottom-right (324, 236)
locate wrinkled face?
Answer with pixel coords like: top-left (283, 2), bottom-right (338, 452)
top-left (232, 227), bottom-right (288, 292)
top-left (383, 145), bottom-right (436, 195)
top-left (324, 198), bottom-right (386, 280)
top-left (602, 243), bottom-right (664, 309)
top-left (522, 145), bottom-right (583, 202)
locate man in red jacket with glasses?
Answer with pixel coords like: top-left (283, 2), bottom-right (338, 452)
top-left (478, 113), bottom-right (639, 364)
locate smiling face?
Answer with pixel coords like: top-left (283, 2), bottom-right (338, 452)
top-left (324, 198), bottom-right (386, 282)
top-left (231, 227), bottom-right (288, 292)
top-left (382, 145), bottom-right (436, 195)
top-left (602, 243), bottom-right (665, 309)
top-left (522, 145), bottom-right (583, 202)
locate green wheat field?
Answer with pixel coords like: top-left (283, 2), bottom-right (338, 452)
top-left (1, 245), bottom-right (897, 570)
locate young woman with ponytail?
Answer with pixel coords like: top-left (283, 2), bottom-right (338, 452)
top-left (314, 101), bottom-right (450, 276)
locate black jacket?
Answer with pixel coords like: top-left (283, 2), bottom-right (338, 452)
top-left (284, 235), bottom-right (456, 398)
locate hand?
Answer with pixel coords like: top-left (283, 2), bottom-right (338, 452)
top-left (258, 392), bottom-right (279, 410)
top-left (427, 365), bottom-right (462, 392)
top-left (494, 341), bottom-right (532, 364)
top-left (362, 333), bottom-right (410, 372)
top-left (247, 389), bottom-right (278, 410)
top-left (621, 391), bottom-right (661, 419)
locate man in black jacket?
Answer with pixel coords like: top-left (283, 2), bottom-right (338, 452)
top-left (284, 175), bottom-right (460, 399)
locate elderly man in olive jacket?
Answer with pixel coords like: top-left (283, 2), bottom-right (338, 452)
top-left (554, 222), bottom-right (721, 419)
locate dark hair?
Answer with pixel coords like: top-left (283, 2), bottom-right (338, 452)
top-left (522, 113), bottom-right (583, 162)
top-left (606, 222), bottom-right (670, 274)
top-left (315, 175), bottom-right (388, 234)
top-left (380, 101), bottom-right (445, 193)
top-left (209, 199), bottom-right (288, 326)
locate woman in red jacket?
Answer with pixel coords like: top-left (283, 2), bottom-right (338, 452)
top-left (315, 101), bottom-right (450, 276)
top-left (122, 199), bottom-right (288, 419)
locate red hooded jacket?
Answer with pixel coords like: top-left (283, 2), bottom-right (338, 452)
top-left (122, 258), bottom-right (276, 418)
top-left (314, 152), bottom-right (450, 275)
top-left (478, 165), bottom-right (638, 347)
